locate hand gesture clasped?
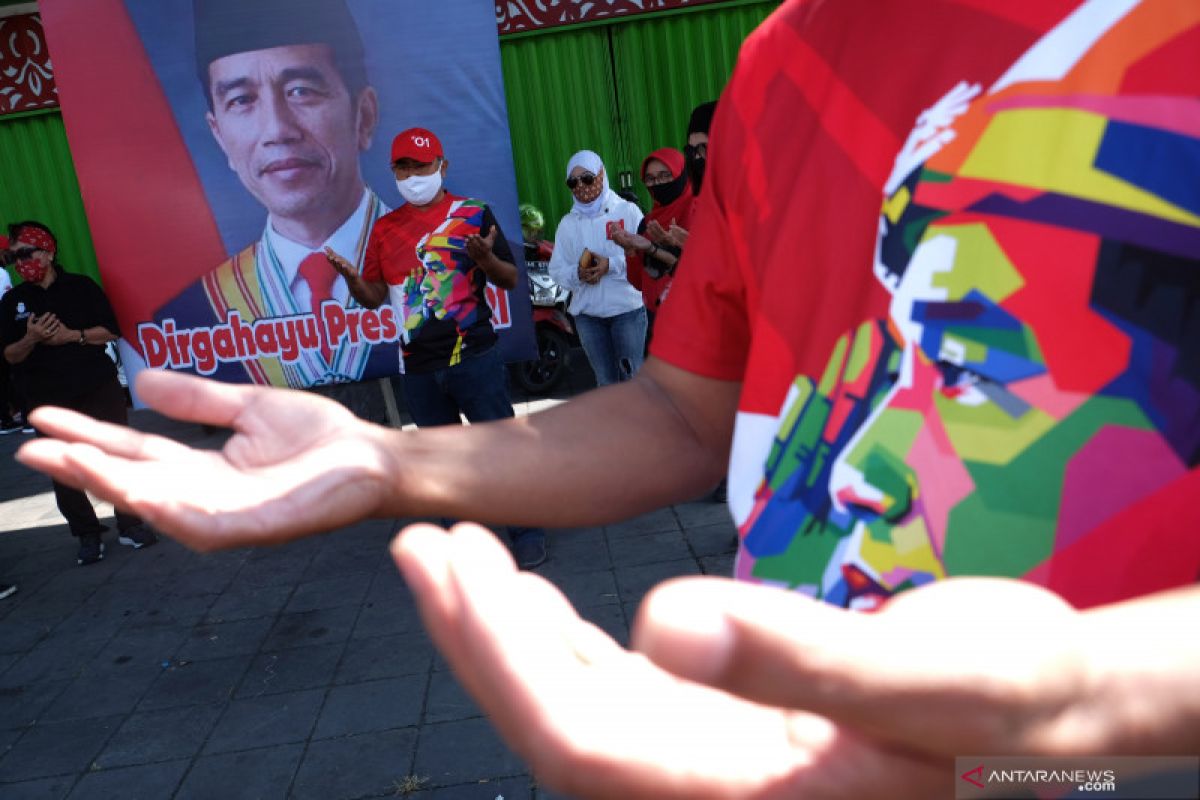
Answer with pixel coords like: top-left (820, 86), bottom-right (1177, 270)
top-left (17, 371), bottom-right (395, 550)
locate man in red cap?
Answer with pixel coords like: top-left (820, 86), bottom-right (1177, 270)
top-left (1, 221), bottom-right (157, 565)
top-left (326, 126), bottom-right (547, 568)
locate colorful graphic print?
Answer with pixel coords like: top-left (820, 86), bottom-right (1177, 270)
top-left (738, 1), bottom-right (1200, 609)
top-left (401, 200), bottom-right (491, 355)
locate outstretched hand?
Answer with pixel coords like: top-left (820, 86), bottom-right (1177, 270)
top-left (17, 371), bottom-right (397, 550)
top-left (392, 523), bottom-right (1124, 799)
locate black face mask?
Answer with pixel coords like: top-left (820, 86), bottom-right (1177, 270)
top-left (647, 172), bottom-right (688, 207)
top-left (684, 145), bottom-right (706, 193)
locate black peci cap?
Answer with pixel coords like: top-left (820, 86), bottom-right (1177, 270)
top-left (194, 0), bottom-right (368, 102)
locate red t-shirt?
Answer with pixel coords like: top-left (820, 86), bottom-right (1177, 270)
top-left (651, 0), bottom-right (1200, 609)
top-left (363, 193), bottom-right (512, 372)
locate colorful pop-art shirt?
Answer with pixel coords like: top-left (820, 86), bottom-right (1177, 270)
top-left (651, 0), bottom-right (1200, 610)
top-left (363, 194), bottom-right (511, 373)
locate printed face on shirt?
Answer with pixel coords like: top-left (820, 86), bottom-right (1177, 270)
top-left (739, 44), bottom-right (1200, 608)
top-left (205, 44), bottom-right (377, 224)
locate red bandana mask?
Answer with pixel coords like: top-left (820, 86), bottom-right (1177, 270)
top-left (16, 257), bottom-right (47, 284)
top-left (12, 228), bottom-right (55, 284)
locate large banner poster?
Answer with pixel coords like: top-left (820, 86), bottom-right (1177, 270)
top-left (39, 0), bottom-right (534, 400)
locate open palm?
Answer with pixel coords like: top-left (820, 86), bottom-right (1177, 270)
top-left (18, 371), bottom-right (395, 550)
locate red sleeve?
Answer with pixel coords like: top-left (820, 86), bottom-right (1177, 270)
top-left (626, 249), bottom-right (644, 292)
top-left (648, 92), bottom-right (752, 382)
top-left (361, 218), bottom-right (385, 283)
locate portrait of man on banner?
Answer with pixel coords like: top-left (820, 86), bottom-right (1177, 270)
top-left (39, 0), bottom-right (532, 397)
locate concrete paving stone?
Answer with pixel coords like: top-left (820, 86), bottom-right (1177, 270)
top-left (4, 548), bottom-right (81, 579)
top-left (118, 593), bottom-right (220, 631)
top-left (608, 530), bottom-right (693, 569)
top-left (41, 666), bottom-right (161, 722)
top-left (47, 605), bottom-right (132, 645)
top-left (312, 675), bottom-right (425, 739)
top-left (90, 626), bottom-right (191, 675)
top-left (0, 714), bottom-right (122, 782)
top-left (0, 618), bottom-right (52, 655)
top-left (613, 559), bottom-right (702, 606)
top-left (699, 553), bottom-right (736, 577)
top-left (0, 652), bottom-right (19, 679)
top-left (204, 583), bottom-right (294, 623)
top-left (537, 568), bottom-right (619, 610)
top-left (605, 507), bottom-right (680, 537)
top-left (173, 742), bottom-right (304, 800)
top-left (94, 703), bottom-right (223, 768)
top-left (160, 567), bottom-right (235, 597)
top-left (203, 688), bottom-right (324, 755)
top-left (414, 718), bottom-right (526, 788)
top-left (423, 671), bottom-right (482, 725)
top-left (290, 728), bottom-right (417, 800)
top-left (0, 724), bottom-right (23, 755)
top-left (0, 634), bottom-right (107, 686)
top-left (0, 681), bottom-right (70, 729)
top-left (536, 787), bottom-right (585, 800)
top-left (0, 775), bottom-right (73, 800)
top-left (137, 655), bottom-right (251, 711)
top-left (674, 499), bottom-right (736, 530)
top-left (681, 521), bottom-right (739, 559)
top-left (301, 547), bottom-right (383, 581)
top-left (64, 758), bottom-right (189, 800)
top-left (235, 557), bottom-right (311, 588)
top-left (334, 631), bottom-right (434, 685)
top-left (177, 617), bottom-right (274, 662)
top-left (235, 643), bottom-right (344, 699)
top-left (284, 572), bottom-right (372, 614)
top-left (106, 543), bottom-right (189, 581)
top-left (419, 775), bottom-right (533, 799)
top-left (261, 606), bottom-right (358, 652)
top-left (578, 603), bottom-right (630, 648)
top-left (540, 529), bottom-right (611, 575)
top-left (350, 600), bottom-right (422, 640)
top-left (325, 521), bottom-right (395, 551)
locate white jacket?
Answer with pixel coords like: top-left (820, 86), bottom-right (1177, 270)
top-left (549, 193), bottom-right (645, 318)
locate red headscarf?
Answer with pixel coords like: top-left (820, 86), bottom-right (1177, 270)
top-left (628, 148), bottom-right (694, 314)
top-left (641, 147), bottom-right (694, 230)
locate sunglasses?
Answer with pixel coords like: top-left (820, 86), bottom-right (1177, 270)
top-left (566, 173), bottom-right (597, 190)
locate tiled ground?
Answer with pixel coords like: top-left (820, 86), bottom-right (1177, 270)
top-left (0, 356), bottom-right (737, 799)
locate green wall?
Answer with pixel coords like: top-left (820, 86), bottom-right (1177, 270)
top-left (500, 0), bottom-right (779, 226)
top-left (0, 109), bottom-right (100, 282)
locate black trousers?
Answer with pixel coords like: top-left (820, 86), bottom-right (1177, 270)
top-left (34, 378), bottom-right (142, 538)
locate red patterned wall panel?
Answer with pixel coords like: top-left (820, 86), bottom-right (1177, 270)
top-left (497, 0), bottom-right (723, 34)
top-left (0, 12), bottom-right (57, 115)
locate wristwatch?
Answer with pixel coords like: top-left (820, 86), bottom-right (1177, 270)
top-left (78, 329), bottom-right (86, 344)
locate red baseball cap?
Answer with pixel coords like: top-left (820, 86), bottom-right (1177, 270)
top-left (391, 128), bottom-right (443, 164)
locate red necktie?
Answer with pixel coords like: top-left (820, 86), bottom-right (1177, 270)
top-left (298, 252), bottom-right (337, 361)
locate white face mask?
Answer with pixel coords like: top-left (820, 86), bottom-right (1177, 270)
top-left (396, 171), bottom-right (443, 206)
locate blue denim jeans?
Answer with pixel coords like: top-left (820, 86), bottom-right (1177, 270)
top-left (395, 345), bottom-right (543, 546)
top-left (574, 306), bottom-right (648, 386)
top-left (397, 345), bottom-right (514, 427)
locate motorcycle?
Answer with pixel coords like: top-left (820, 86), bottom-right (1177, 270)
top-left (514, 240), bottom-right (577, 394)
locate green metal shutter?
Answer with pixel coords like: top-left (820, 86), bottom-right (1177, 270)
top-left (611, 0), bottom-right (779, 209)
top-left (499, 0), bottom-right (779, 223)
top-left (500, 27), bottom-right (620, 230)
top-left (0, 109), bottom-right (100, 283)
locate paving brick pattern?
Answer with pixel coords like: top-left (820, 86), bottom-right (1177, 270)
top-left (0, 361), bottom-right (737, 798)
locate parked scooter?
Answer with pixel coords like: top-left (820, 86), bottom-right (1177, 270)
top-left (514, 204), bottom-right (577, 394)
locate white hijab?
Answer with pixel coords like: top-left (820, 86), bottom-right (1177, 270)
top-left (566, 150), bottom-right (615, 218)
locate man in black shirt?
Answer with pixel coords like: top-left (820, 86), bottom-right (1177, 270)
top-left (0, 221), bottom-right (156, 565)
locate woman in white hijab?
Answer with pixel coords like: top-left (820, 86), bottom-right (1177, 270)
top-left (548, 150), bottom-right (647, 386)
